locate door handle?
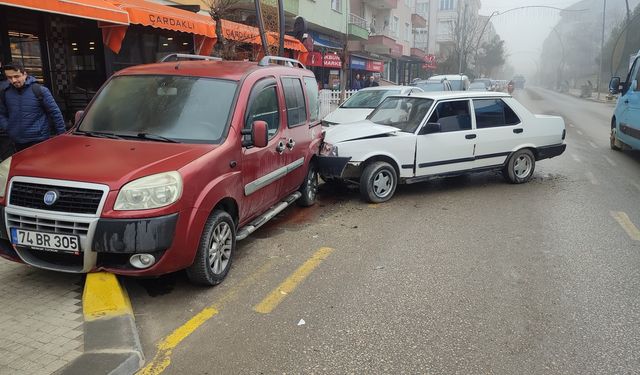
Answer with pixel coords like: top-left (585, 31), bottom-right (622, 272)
top-left (513, 128), bottom-right (523, 134)
top-left (276, 140), bottom-right (285, 154)
top-left (465, 134), bottom-right (476, 139)
top-left (286, 138), bottom-right (295, 150)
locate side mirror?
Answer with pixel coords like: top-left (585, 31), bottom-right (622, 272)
top-left (252, 120), bottom-right (268, 148)
top-left (609, 77), bottom-right (621, 94)
top-left (74, 110), bottom-right (84, 126)
top-left (420, 122), bottom-right (441, 135)
top-left (242, 120), bottom-right (269, 148)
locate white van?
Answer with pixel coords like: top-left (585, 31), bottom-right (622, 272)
top-left (427, 74), bottom-right (470, 91)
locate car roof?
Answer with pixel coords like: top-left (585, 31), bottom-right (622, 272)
top-left (114, 60), bottom-right (313, 81)
top-left (359, 85), bottom-right (417, 92)
top-left (429, 74), bottom-right (469, 80)
top-left (391, 91), bottom-right (510, 100)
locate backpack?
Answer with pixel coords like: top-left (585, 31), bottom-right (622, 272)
top-left (0, 83), bottom-right (56, 134)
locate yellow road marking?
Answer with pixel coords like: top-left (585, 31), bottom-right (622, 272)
top-left (83, 272), bottom-right (132, 321)
top-left (611, 211), bottom-right (640, 241)
top-left (138, 261), bottom-right (274, 375)
top-left (254, 247), bottom-right (335, 314)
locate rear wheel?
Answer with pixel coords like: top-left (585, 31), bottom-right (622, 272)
top-left (360, 161), bottom-right (397, 203)
top-left (187, 210), bottom-right (235, 286)
top-left (503, 149), bottom-right (535, 184)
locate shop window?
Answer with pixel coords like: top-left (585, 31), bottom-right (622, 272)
top-left (6, 10), bottom-right (44, 83)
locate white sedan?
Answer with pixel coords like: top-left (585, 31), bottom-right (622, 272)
top-left (319, 91), bottom-right (566, 203)
top-left (322, 85), bottom-right (422, 126)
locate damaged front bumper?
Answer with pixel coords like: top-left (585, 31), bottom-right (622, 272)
top-left (317, 156), bottom-right (352, 178)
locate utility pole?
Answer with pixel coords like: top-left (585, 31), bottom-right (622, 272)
top-left (597, 0), bottom-right (606, 100)
top-left (458, 0), bottom-right (467, 74)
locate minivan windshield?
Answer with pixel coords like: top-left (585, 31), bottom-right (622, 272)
top-left (78, 75), bottom-right (237, 143)
top-left (367, 97), bottom-right (434, 133)
top-left (340, 89), bottom-right (401, 109)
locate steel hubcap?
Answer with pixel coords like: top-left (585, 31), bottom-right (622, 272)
top-left (513, 155), bottom-right (532, 178)
top-left (373, 170), bottom-right (393, 198)
top-left (208, 222), bottom-right (232, 275)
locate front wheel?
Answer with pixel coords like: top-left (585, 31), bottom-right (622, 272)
top-left (360, 161), bottom-right (397, 203)
top-left (503, 149), bottom-right (535, 184)
top-left (610, 125), bottom-right (622, 151)
top-left (298, 162), bottom-right (318, 207)
top-left (187, 210), bottom-right (235, 286)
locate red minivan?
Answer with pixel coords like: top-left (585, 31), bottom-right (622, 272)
top-left (0, 55), bottom-right (323, 286)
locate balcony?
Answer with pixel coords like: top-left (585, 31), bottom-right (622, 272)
top-left (410, 47), bottom-right (426, 60)
top-left (364, 0), bottom-right (398, 10)
top-left (349, 14), bottom-right (369, 40)
top-left (364, 31), bottom-right (403, 57)
top-left (411, 13), bottom-right (427, 28)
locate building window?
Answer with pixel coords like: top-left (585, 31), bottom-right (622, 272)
top-left (331, 0), bottom-right (341, 11)
top-left (391, 16), bottom-right (399, 37)
top-left (404, 0), bottom-right (412, 7)
top-left (439, 0), bottom-right (454, 10)
top-left (405, 23), bottom-right (410, 41)
top-left (417, 1), bottom-right (429, 17)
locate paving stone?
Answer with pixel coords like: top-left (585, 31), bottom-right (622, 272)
top-left (0, 261), bottom-right (83, 375)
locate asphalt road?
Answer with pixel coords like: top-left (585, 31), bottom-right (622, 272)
top-left (126, 88), bottom-right (640, 375)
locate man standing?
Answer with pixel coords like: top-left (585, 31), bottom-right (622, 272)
top-left (351, 73), bottom-right (362, 90)
top-left (368, 75), bottom-right (379, 87)
top-left (0, 62), bottom-right (65, 151)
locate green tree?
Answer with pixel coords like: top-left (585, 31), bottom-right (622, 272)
top-left (475, 36), bottom-right (506, 77)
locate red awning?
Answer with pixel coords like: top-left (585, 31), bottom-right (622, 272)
top-left (0, 0), bottom-right (130, 24)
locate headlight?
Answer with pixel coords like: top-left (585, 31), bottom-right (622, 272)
top-left (320, 142), bottom-right (338, 157)
top-left (0, 157), bottom-right (11, 198)
top-left (115, 171), bottom-right (182, 211)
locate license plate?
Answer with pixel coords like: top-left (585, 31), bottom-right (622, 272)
top-left (10, 228), bottom-right (80, 253)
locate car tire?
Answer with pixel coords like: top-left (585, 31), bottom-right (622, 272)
top-left (360, 161), bottom-right (397, 203)
top-left (298, 162), bottom-right (318, 207)
top-left (186, 210), bottom-right (235, 286)
top-left (610, 123), bottom-right (622, 151)
top-left (503, 149), bottom-right (535, 184)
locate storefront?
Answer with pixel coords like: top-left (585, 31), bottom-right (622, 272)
top-left (0, 0), bottom-right (306, 124)
top-left (305, 31), bottom-right (343, 89)
top-left (349, 55), bottom-right (384, 87)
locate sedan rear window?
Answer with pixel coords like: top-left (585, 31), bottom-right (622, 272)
top-left (341, 89), bottom-right (401, 109)
top-left (473, 99), bottom-right (521, 128)
top-left (79, 75), bottom-right (237, 143)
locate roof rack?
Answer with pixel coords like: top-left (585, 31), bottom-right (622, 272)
top-left (159, 53), bottom-right (222, 63)
top-left (258, 56), bottom-right (306, 69)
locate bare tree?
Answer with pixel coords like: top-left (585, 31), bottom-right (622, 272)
top-left (206, 0), bottom-right (241, 57)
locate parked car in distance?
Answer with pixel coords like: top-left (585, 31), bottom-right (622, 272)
top-left (319, 91), bottom-right (566, 203)
top-left (0, 55), bottom-right (323, 286)
top-left (428, 74), bottom-right (470, 91)
top-left (322, 85), bottom-right (422, 126)
top-left (468, 81), bottom-right (489, 91)
top-left (412, 79), bottom-right (453, 92)
top-left (609, 48), bottom-right (640, 151)
top-left (472, 78), bottom-right (492, 90)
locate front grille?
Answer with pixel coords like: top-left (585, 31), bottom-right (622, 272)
top-left (7, 213), bottom-right (90, 236)
top-left (10, 182), bottom-right (103, 214)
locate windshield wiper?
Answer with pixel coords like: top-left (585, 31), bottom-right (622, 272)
top-left (73, 130), bottom-right (123, 140)
top-left (122, 132), bottom-right (180, 143)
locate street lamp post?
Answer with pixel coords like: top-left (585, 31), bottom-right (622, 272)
top-left (597, 0), bottom-right (607, 100)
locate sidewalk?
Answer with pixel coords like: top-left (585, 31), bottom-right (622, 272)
top-left (567, 88), bottom-right (616, 104)
top-left (0, 260), bottom-right (84, 375)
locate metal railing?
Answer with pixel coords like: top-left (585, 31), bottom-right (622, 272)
top-left (349, 13), bottom-right (367, 29)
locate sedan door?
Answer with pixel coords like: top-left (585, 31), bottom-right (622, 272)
top-left (415, 99), bottom-right (476, 176)
top-left (472, 98), bottom-right (523, 169)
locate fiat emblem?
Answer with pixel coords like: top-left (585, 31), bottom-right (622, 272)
top-left (43, 191), bottom-right (58, 206)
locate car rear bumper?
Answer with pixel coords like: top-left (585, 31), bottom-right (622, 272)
top-left (536, 143), bottom-right (566, 160)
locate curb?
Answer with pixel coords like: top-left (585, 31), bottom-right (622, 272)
top-left (58, 272), bottom-right (144, 375)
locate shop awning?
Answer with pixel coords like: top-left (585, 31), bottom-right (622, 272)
top-left (105, 0), bottom-right (215, 37)
top-left (0, 0), bottom-right (130, 24)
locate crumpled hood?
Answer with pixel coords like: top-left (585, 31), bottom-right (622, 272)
top-left (323, 108), bottom-right (375, 124)
top-left (323, 120), bottom-right (400, 144)
top-left (9, 134), bottom-right (215, 189)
